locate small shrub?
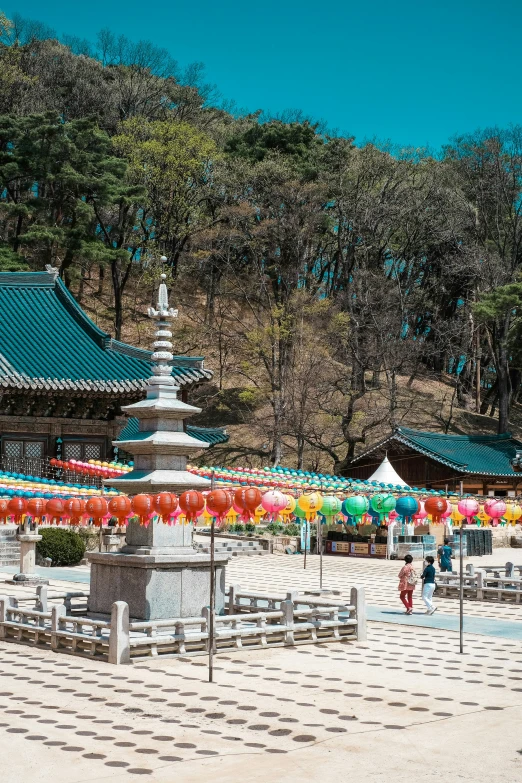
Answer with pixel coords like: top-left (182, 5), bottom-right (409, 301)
top-left (244, 523), bottom-right (256, 534)
top-left (283, 523), bottom-right (300, 537)
top-left (265, 521), bottom-right (284, 536)
top-left (36, 528), bottom-right (86, 567)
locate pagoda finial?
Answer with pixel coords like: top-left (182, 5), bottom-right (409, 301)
top-left (147, 258), bottom-right (178, 387)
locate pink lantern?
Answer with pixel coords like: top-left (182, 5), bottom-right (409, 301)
top-left (484, 498), bottom-right (506, 518)
top-left (440, 499), bottom-right (452, 518)
top-left (484, 498), bottom-right (506, 527)
top-left (457, 497), bottom-right (480, 523)
top-left (413, 500), bottom-right (428, 525)
top-left (261, 490), bottom-right (287, 520)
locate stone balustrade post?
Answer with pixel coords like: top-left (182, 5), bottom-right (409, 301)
top-left (35, 585), bottom-right (48, 613)
top-left (228, 584), bottom-right (241, 615)
top-left (0, 595), bottom-right (16, 640)
top-left (351, 586), bottom-right (367, 642)
top-left (282, 599), bottom-right (294, 646)
top-left (108, 601), bottom-right (130, 665)
top-left (51, 605), bottom-right (66, 650)
top-left (476, 569), bottom-right (485, 601)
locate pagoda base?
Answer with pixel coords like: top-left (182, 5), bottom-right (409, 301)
top-left (87, 519), bottom-right (229, 621)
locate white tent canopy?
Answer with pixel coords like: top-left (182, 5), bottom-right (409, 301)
top-left (367, 455), bottom-right (408, 487)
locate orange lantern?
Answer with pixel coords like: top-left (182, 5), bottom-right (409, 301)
top-left (234, 487), bottom-right (262, 522)
top-left (152, 492), bottom-right (179, 524)
top-left (108, 495), bottom-right (132, 526)
top-left (206, 489), bottom-right (233, 527)
top-left (85, 496), bottom-right (108, 527)
top-left (64, 498), bottom-right (86, 526)
top-left (8, 497), bottom-right (27, 524)
top-left (179, 490), bottom-right (205, 522)
top-left (27, 497), bottom-right (47, 524)
top-left (424, 496), bottom-right (449, 524)
top-left (131, 494), bottom-right (153, 526)
top-left (45, 498), bottom-right (65, 525)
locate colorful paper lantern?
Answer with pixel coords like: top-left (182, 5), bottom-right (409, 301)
top-left (424, 496), bottom-right (449, 524)
top-left (297, 492), bottom-right (323, 520)
top-left (179, 490), bottom-right (205, 523)
top-left (234, 487), bottom-right (263, 522)
top-left (342, 495), bottom-right (369, 524)
top-left (206, 489), bottom-right (233, 526)
top-left (152, 492), bottom-right (179, 525)
top-left (108, 495), bottom-right (132, 526)
top-left (27, 497), bottom-right (47, 523)
top-left (261, 490), bottom-right (288, 520)
top-left (86, 496), bottom-right (109, 527)
top-left (457, 497), bottom-right (479, 523)
top-left (63, 498), bottom-right (86, 526)
top-left (8, 497), bottom-right (27, 524)
top-left (395, 496), bottom-right (419, 522)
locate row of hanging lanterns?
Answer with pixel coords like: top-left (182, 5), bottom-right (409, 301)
top-left (2, 488), bottom-right (520, 528)
top-left (49, 458), bottom-right (132, 479)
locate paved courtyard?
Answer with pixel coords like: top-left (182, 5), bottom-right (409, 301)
top-left (0, 550), bottom-right (521, 782)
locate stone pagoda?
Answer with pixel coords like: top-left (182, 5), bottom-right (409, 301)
top-left (87, 272), bottom-right (229, 620)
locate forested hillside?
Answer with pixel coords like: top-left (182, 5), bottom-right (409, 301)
top-left (1, 11), bottom-right (522, 473)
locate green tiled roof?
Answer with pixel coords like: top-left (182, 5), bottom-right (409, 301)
top-left (117, 416), bottom-right (228, 446)
top-left (352, 426), bottom-right (522, 477)
top-left (0, 271), bottom-right (211, 392)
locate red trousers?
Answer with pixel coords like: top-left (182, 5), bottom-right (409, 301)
top-left (400, 590), bottom-right (413, 610)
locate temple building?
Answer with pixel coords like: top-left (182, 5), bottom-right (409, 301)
top-left (0, 269), bottom-right (227, 471)
top-left (347, 426), bottom-right (522, 497)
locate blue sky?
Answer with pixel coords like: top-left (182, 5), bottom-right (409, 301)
top-left (4, 0), bottom-right (521, 149)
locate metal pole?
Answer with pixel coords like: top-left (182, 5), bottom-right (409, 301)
top-left (459, 479), bottom-right (464, 655)
top-left (304, 517), bottom-right (308, 571)
top-left (209, 470), bottom-right (215, 683)
top-left (318, 514), bottom-right (323, 588)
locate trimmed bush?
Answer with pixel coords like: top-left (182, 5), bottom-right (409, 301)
top-left (36, 528), bottom-right (86, 567)
top-left (283, 523), bottom-right (300, 537)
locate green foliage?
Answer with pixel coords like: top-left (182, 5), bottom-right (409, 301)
top-left (0, 245), bottom-right (29, 270)
top-left (282, 523), bottom-right (300, 537)
top-left (265, 521), bottom-right (285, 536)
top-left (36, 528), bottom-right (86, 566)
top-left (244, 523), bottom-right (256, 533)
top-left (225, 120), bottom-right (322, 163)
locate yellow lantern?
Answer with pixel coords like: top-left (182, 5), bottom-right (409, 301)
top-left (254, 505), bottom-right (265, 523)
top-left (504, 503), bottom-right (522, 524)
top-left (450, 503), bottom-right (465, 523)
top-left (476, 507), bottom-right (489, 525)
top-left (297, 492), bottom-right (323, 520)
top-left (280, 494), bottom-right (296, 519)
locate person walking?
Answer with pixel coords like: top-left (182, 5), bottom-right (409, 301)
top-left (421, 555), bottom-right (437, 615)
top-left (438, 538), bottom-right (453, 572)
top-left (398, 554), bottom-right (417, 614)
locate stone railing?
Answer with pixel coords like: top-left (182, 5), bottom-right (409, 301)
top-left (0, 585), bottom-right (366, 664)
top-left (436, 571), bottom-right (522, 603)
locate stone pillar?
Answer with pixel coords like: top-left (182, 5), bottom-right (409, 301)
top-left (7, 531), bottom-right (48, 586)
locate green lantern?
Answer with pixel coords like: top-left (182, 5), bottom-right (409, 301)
top-left (370, 493), bottom-right (396, 520)
top-left (342, 495), bottom-right (369, 524)
top-left (320, 495), bottom-right (342, 522)
top-left (294, 503), bottom-right (307, 520)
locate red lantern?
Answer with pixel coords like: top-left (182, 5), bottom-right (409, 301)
top-left (46, 498), bottom-right (65, 525)
top-left (234, 487), bottom-right (262, 522)
top-left (108, 495), bottom-right (132, 526)
top-left (206, 489), bottom-right (233, 527)
top-left (64, 498), bottom-right (86, 526)
top-left (0, 498), bottom-right (8, 524)
top-left (424, 496), bottom-right (449, 524)
top-left (85, 496), bottom-right (109, 527)
top-left (152, 492), bottom-right (179, 524)
top-left (8, 497), bottom-right (27, 524)
top-left (131, 494), bottom-right (153, 526)
top-left (27, 497), bottom-right (47, 523)
top-left (50, 458), bottom-right (57, 467)
top-left (179, 490), bottom-right (205, 522)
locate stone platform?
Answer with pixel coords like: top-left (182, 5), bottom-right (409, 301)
top-left (88, 519), bottom-right (228, 620)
